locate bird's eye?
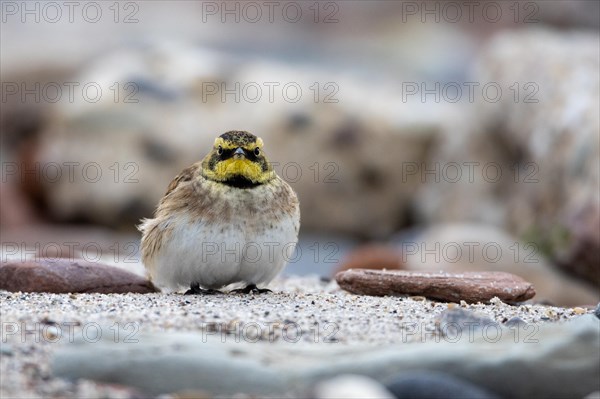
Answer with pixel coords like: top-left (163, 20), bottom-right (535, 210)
top-left (254, 147), bottom-right (260, 156)
top-left (217, 146), bottom-right (223, 155)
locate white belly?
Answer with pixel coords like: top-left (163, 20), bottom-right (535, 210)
top-left (150, 213), bottom-right (298, 291)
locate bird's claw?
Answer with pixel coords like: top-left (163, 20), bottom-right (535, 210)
top-left (231, 284), bottom-right (272, 294)
top-left (184, 283), bottom-right (222, 295)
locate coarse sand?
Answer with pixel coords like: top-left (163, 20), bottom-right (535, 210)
top-left (0, 275), bottom-right (589, 398)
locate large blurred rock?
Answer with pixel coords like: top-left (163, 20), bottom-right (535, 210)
top-left (53, 315), bottom-right (600, 397)
top-left (532, 1), bottom-right (600, 30)
top-left (32, 41), bottom-right (442, 237)
top-left (34, 43), bottom-right (227, 227)
top-left (417, 29), bottom-right (600, 287)
top-left (265, 103), bottom-right (437, 237)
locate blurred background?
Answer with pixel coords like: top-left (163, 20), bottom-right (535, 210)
top-left (1, 0), bottom-right (599, 306)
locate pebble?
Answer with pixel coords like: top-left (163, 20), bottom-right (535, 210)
top-left (335, 269), bottom-right (536, 304)
top-left (314, 375), bottom-right (395, 399)
top-left (385, 371), bottom-right (500, 399)
top-left (436, 308), bottom-right (498, 337)
top-left (0, 259), bottom-right (158, 294)
top-left (504, 317), bottom-right (528, 328)
top-left (1, 344), bottom-right (14, 356)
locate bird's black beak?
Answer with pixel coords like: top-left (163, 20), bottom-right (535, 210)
top-left (233, 147), bottom-right (245, 158)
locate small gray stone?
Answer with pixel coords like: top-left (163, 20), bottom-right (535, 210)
top-left (504, 317), bottom-right (528, 328)
top-left (436, 308), bottom-right (498, 338)
top-left (386, 371), bottom-right (500, 399)
top-left (0, 344), bottom-right (13, 357)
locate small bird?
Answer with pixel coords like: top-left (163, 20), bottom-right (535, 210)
top-left (139, 131), bottom-right (300, 294)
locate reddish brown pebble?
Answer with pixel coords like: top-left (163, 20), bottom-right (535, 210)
top-left (333, 245), bottom-right (403, 276)
top-left (0, 259), bottom-right (158, 294)
top-left (335, 269), bottom-right (535, 304)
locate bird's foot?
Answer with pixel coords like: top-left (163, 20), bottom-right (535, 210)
top-left (184, 283), bottom-right (222, 295)
top-left (231, 284), bottom-right (272, 294)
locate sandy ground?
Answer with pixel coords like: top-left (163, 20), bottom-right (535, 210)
top-left (0, 276), bottom-right (590, 398)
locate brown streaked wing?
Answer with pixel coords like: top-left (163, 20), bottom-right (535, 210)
top-left (164, 163), bottom-right (200, 196)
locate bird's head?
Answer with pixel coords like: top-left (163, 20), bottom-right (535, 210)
top-left (201, 131), bottom-right (275, 188)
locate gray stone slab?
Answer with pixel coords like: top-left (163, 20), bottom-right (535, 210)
top-left (52, 315), bottom-right (600, 397)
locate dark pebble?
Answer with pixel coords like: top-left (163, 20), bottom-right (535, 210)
top-left (386, 371), bottom-right (500, 399)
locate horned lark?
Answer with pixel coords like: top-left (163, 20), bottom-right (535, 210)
top-left (139, 131), bottom-right (300, 294)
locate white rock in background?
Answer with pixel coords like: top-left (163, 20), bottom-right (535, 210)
top-left (264, 103), bottom-right (439, 238)
top-left (35, 40), bottom-right (444, 237)
top-left (416, 29), bottom-right (600, 287)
